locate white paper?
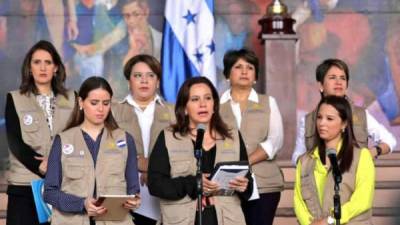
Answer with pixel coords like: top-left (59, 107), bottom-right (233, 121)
top-left (211, 164), bottom-right (249, 195)
top-left (134, 172), bottom-right (161, 220)
top-left (248, 173), bottom-right (260, 201)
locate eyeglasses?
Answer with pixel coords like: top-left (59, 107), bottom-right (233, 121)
top-left (131, 72), bottom-right (157, 80)
top-left (123, 11), bottom-right (145, 19)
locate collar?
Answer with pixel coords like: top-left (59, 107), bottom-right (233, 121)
top-left (220, 88), bottom-right (259, 104)
top-left (120, 94), bottom-right (164, 108)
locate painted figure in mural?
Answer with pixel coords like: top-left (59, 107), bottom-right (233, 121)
top-left (66, 0), bottom-right (125, 83)
top-left (112, 54), bottom-right (175, 225)
top-left (44, 76), bottom-right (141, 224)
top-left (294, 95), bottom-right (375, 225)
top-left (292, 59), bottom-right (397, 165)
top-left (386, 15), bottom-right (400, 125)
top-left (6, 0), bottom-right (77, 57)
top-left (5, 40), bottom-right (76, 225)
top-left (70, 0), bottom-right (162, 99)
top-left (214, 0), bottom-right (256, 90)
top-left (219, 49), bottom-right (284, 225)
top-left (121, 0), bottom-right (162, 64)
top-left (148, 77), bottom-right (252, 225)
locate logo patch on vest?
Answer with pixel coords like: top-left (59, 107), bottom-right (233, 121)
top-left (251, 103), bottom-right (263, 110)
top-left (353, 114), bottom-right (360, 125)
top-left (160, 112), bottom-right (170, 121)
top-left (223, 141), bottom-right (233, 149)
top-left (23, 114), bottom-right (33, 125)
top-left (62, 144), bottom-right (74, 155)
top-left (116, 139), bottom-right (126, 148)
top-left (107, 141), bottom-right (117, 149)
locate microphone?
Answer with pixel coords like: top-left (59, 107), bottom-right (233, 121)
top-left (194, 124), bottom-right (206, 160)
top-left (326, 148), bottom-right (342, 184)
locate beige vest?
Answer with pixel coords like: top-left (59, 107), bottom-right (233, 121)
top-left (299, 148), bottom-right (372, 225)
top-left (305, 105), bottom-right (368, 151)
top-left (51, 127), bottom-right (134, 225)
top-left (160, 129), bottom-right (246, 225)
top-left (8, 90), bottom-right (75, 185)
top-left (112, 100), bottom-right (175, 157)
top-left (220, 94), bottom-right (284, 193)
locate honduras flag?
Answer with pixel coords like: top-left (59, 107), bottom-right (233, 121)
top-left (161, 0), bottom-right (216, 102)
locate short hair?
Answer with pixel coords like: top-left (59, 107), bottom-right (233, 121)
top-left (123, 54), bottom-right (161, 80)
top-left (20, 40), bottom-right (68, 98)
top-left (316, 58), bottom-right (349, 84)
top-left (223, 48), bottom-right (259, 80)
top-left (121, 0), bottom-right (148, 9)
top-left (171, 76), bottom-right (232, 139)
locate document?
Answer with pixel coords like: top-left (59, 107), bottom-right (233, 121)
top-left (210, 161), bottom-right (249, 196)
top-left (94, 195), bottom-right (136, 221)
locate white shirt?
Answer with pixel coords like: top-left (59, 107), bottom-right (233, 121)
top-left (220, 89), bottom-right (284, 159)
top-left (122, 94), bottom-right (163, 220)
top-left (123, 94), bottom-right (163, 157)
top-left (292, 109), bottom-right (397, 165)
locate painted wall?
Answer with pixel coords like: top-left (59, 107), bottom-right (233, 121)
top-left (0, 0), bottom-right (399, 169)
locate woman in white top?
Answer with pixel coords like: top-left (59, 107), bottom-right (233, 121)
top-left (219, 48), bottom-right (284, 225)
top-left (112, 54), bottom-right (175, 225)
top-left (292, 58), bottom-right (397, 165)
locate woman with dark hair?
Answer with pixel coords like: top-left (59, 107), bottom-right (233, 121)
top-left (219, 48), bottom-right (284, 225)
top-left (148, 76), bottom-right (252, 225)
top-left (292, 58), bottom-right (396, 165)
top-left (294, 96), bottom-right (375, 225)
top-left (5, 40), bottom-right (75, 225)
top-left (113, 54), bottom-right (175, 225)
top-left (44, 77), bottom-right (140, 225)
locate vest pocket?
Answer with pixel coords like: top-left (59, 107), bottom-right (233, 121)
top-left (63, 165), bottom-right (86, 196)
top-left (65, 168), bottom-right (84, 179)
top-left (300, 174), bottom-right (314, 201)
top-left (161, 200), bottom-right (195, 224)
top-left (217, 197), bottom-right (245, 224)
top-left (170, 160), bottom-right (194, 178)
top-left (252, 162), bottom-right (283, 189)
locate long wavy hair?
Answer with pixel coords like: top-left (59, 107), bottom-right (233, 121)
top-left (65, 77), bottom-right (119, 132)
top-left (20, 40), bottom-right (68, 98)
top-left (171, 77), bottom-right (232, 140)
top-left (313, 96), bottom-right (359, 173)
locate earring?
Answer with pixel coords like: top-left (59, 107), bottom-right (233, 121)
top-left (320, 89), bottom-right (324, 93)
top-left (79, 106), bottom-right (83, 111)
top-left (253, 81), bottom-right (257, 84)
top-left (342, 127), bottom-right (345, 133)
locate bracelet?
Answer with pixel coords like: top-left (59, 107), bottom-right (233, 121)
top-left (375, 145), bottom-right (382, 159)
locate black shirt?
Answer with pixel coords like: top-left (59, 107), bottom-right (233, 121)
top-left (148, 130), bottom-right (253, 224)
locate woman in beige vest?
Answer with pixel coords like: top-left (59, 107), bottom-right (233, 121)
top-left (294, 96), bottom-right (375, 225)
top-left (292, 58), bottom-right (396, 165)
top-left (219, 48), bottom-right (284, 225)
top-left (5, 40), bottom-right (75, 225)
top-left (148, 77), bottom-right (252, 225)
top-left (44, 77), bottom-right (140, 225)
top-left (112, 54), bottom-right (175, 224)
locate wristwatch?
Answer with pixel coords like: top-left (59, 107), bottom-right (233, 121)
top-left (375, 145), bottom-right (382, 159)
top-left (327, 216), bottom-right (335, 225)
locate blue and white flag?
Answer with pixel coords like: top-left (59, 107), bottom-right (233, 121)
top-left (161, 0), bottom-right (216, 102)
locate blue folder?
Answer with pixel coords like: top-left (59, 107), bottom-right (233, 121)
top-left (31, 179), bottom-right (52, 223)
